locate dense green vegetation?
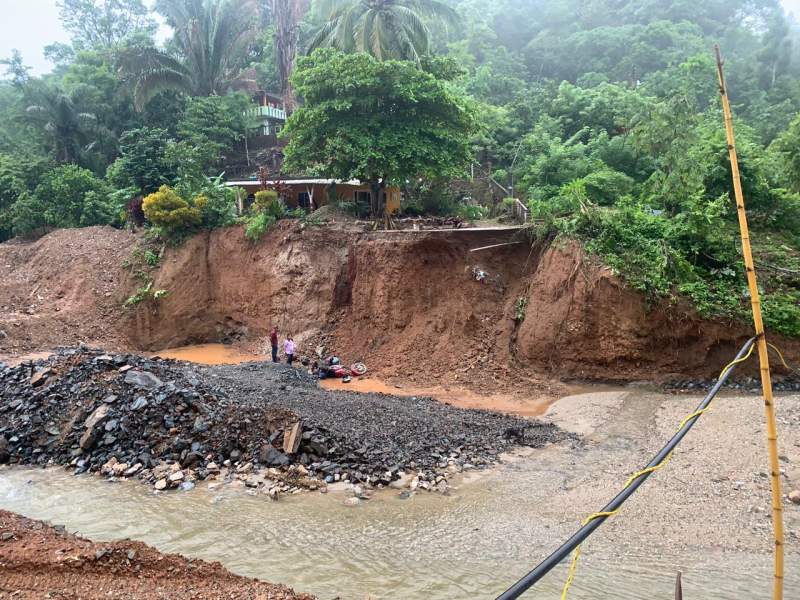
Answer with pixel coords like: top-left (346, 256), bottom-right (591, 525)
top-left (1, 0), bottom-right (800, 334)
top-left (283, 50), bottom-right (478, 215)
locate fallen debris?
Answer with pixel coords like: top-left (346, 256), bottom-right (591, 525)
top-left (0, 347), bottom-right (569, 493)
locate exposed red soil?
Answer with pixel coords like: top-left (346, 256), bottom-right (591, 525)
top-left (0, 228), bottom-right (136, 353)
top-left (0, 509), bottom-right (314, 599)
top-left (1, 224), bottom-right (797, 390)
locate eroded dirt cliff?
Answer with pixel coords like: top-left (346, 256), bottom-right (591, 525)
top-left (1, 224), bottom-right (796, 385)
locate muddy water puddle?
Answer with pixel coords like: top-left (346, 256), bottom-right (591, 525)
top-left (1, 460), bottom-right (794, 600)
top-left (150, 343), bottom-right (263, 365)
top-left (320, 377), bottom-right (555, 417)
top-left (154, 343), bottom-right (556, 416)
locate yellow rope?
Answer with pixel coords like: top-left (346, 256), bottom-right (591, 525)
top-left (718, 342), bottom-right (756, 380)
top-left (560, 511), bottom-right (619, 600)
top-left (560, 341), bottom-right (756, 599)
top-left (767, 343), bottom-right (796, 374)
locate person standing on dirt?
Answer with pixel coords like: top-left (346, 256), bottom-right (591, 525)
top-left (269, 326), bottom-right (279, 363)
top-left (284, 335), bottom-right (295, 366)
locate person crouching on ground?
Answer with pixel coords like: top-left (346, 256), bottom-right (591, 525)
top-left (269, 326), bottom-right (279, 363)
top-left (284, 335), bottom-right (295, 366)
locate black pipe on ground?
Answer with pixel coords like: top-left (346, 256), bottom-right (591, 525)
top-left (495, 336), bottom-right (758, 600)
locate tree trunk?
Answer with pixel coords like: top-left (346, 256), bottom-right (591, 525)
top-left (369, 179), bottom-right (388, 225)
top-left (269, 0), bottom-right (308, 110)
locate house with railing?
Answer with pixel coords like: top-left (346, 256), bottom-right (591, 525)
top-left (248, 91), bottom-right (287, 137)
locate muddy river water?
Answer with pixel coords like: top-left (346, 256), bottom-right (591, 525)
top-left (0, 458), bottom-right (791, 600)
top-left (1, 345), bottom-right (797, 599)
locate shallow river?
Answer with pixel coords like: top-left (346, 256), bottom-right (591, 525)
top-left (0, 451), bottom-right (794, 599)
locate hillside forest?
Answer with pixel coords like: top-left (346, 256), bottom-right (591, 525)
top-left (1, 0), bottom-right (800, 336)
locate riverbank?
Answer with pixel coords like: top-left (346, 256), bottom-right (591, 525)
top-left (0, 509), bottom-right (314, 599)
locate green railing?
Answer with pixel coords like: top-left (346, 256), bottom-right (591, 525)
top-left (247, 105), bottom-right (286, 120)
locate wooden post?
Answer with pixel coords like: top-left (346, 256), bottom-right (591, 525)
top-left (715, 44), bottom-right (784, 600)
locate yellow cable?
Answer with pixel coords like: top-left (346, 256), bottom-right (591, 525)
top-left (560, 511), bottom-right (619, 600)
top-left (560, 342), bottom-right (756, 599)
top-left (767, 343), bottom-right (796, 374)
top-left (718, 342), bottom-right (756, 380)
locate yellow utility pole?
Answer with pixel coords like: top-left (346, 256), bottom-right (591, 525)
top-left (714, 44), bottom-right (784, 600)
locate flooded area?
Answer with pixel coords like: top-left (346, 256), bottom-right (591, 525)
top-left (151, 343), bottom-right (263, 365)
top-left (0, 459), bottom-right (790, 600)
top-left (2, 387), bottom-right (798, 599)
top-left (156, 343), bottom-right (556, 415)
top-left (320, 377), bottom-right (555, 417)
top-left (2, 345), bottom-right (798, 598)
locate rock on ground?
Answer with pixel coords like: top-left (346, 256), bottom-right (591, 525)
top-left (0, 347), bottom-right (568, 486)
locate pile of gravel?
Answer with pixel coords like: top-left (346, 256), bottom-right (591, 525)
top-left (0, 348), bottom-right (296, 480)
top-left (0, 347), bottom-right (568, 487)
top-left (203, 362), bottom-right (568, 482)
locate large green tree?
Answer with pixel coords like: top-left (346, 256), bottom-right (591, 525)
top-left (120, 0), bottom-right (260, 111)
top-left (309, 0), bottom-right (459, 63)
top-left (283, 49), bottom-right (477, 215)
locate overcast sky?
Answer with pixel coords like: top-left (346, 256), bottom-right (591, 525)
top-left (3, 0), bottom-right (800, 75)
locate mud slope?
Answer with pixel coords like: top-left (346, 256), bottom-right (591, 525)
top-left (1, 224), bottom-right (797, 382)
top-left (0, 227), bottom-right (137, 353)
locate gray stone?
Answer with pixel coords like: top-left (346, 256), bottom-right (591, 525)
top-left (260, 446), bottom-right (290, 467)
top-left (124, 370), bottom-right (163, 390)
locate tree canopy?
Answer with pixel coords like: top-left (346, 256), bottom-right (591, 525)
top-left (283, 49), bottom-right (477, 213)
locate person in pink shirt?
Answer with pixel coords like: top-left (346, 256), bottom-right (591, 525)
top-left (283, 335), bottom-right (295, 366)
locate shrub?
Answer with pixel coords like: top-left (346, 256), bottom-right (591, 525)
top-left (124, 281), bottom-right (169, 307)
top-left (111, 128), bottom-right (176, 195)
top-left (79, 190), bottom-right (116, 226)
top-left (582, 169), bottom-right (634, 205)
top-left (33, 164), bottom-right (112, 229)
top-left (193, 191), bottom-right (236, 229)
top-left (10, 192), bottom-right (47, 237)
top-left (457, 204), bottom-right (487, 221)
top-left (142, 185), bottom-right (201, 235)
top-left (253, 190), bottom-right (288, 219)
top-left (244, 212), bottom-right (276, 241)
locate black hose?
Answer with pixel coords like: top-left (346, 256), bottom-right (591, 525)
top-left (495, 336), bottom-right (757, 600)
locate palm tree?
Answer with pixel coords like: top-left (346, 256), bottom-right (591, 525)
top-left (25, 85), bottom-right (98, 164)
top-left (120, 0), bottom-right (260, 111)
top-left (269, 0), bottom-right (310, 108)
top-left (309, 0), bottom-right (459, 63)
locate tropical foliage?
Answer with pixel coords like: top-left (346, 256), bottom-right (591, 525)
top-left (120, 0), bottom-right (260, 111)
top-left (309, 0), bottom-right (458, 63)
top-left (0, 0), bottom-right (800, 334)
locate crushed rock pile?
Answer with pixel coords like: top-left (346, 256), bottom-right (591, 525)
top-left (0, 347), bottom-right (568, 492)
